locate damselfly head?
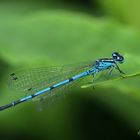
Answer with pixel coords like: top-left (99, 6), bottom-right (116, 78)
top-left (112, 52), bottom-right (124, 63)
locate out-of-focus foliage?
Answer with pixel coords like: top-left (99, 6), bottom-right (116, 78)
top-left (0, 1), bottom-right (140, 140)
top-left (99, 0), bottom-right (140, 28)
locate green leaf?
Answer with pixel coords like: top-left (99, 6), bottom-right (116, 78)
top-left (99, 0), bottom-right (140, 29)
top-left (81, 72), bottom-right (140, 88)
top-left (0, 3), bottom-right (140, 136)
top-left (0, 8), bottom-right (140, 99)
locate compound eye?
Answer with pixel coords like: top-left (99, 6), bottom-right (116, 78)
top-left (112, 52), bottom-right (124, 63)
top-left (112, 54), bottom-right (116, 57)
top-left (117, 56), bottom-right (120, 60)
top-left (120, 56), bottom-right (124, 61)
top-left (112, 52), bottom-right (119, 58)
top-left (112, 55), bottom-right (117, 59)
top-left (113, 52), bottom-right (119, 56)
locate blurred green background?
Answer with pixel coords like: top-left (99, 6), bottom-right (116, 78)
top-left (1, 0), bottom-right (140, 140)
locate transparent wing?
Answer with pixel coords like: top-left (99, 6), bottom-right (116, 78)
top-left (35, 75), bottom-right (90, 111)
top-left (8, 61), bottom-right (94, 95)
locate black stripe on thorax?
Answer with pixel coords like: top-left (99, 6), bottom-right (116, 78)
top-left (101, 60), bottom-right (115, 63)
